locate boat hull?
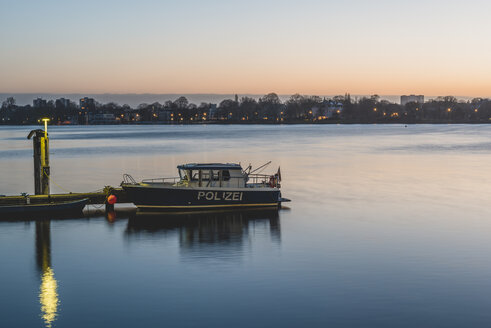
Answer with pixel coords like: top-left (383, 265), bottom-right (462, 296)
top-left (122, 185), bottom-right (281, 210)
top-left (0, 198), bottom-right (89, 219)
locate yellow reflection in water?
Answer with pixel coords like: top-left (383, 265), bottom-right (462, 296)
top-left (39, 267), bottom-right (59, 328)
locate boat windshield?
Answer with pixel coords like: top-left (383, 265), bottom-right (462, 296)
top-left (180, 169), bottom-right (232, 182)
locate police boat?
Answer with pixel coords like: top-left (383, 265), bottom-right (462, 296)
top-left (121, 162), bottom-right (290, 211)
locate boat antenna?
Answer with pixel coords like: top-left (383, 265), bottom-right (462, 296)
top-left (243, 163), bottom-right (252, 175)
top-left (250, 161), bottom-right (272, 174)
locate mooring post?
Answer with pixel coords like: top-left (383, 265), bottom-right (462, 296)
top-left (27, 119), bottom-right (50, 195)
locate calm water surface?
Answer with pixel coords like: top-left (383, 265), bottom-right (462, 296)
top-left (2, 124), bottom-right (491, 327)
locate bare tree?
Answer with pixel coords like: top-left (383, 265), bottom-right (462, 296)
top-left (174, 96), bottom-right (189, 109)
top-left (1, 97), bottom-right (16, 109)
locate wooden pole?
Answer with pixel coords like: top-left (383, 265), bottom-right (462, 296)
top-left (41, 133), bottom-right (50, 195)
top-left (28, 125), bottom-right (50, 195)
top-left (32, 131), bottom-right (42, 195)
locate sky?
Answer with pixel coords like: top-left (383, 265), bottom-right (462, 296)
top-left (1, 0), bottom-right (491, 97)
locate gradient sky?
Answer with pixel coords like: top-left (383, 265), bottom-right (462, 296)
top-left (1, 0), bottom-right (491, 96)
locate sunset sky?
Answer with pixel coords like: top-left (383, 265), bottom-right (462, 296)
top-left (1, 0), bottom-right (491, 97)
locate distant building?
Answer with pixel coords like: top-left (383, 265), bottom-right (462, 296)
top-left (208, 104), bottom-right (218, 120)
top-left (158, 109), bottom-right (173, 122)
top-left (55, 98), bottom-right (70, 108)
top-left (401, 95), bottom-right (424, 106)
top-left (325, 102), bottom-right (343, 118)
top-left (79, 97), bottom-right (96, 125)
top-left (79, 97), bottom-right (96, 111)
top-left (33, 98), bottom-right (47, 108)
top-left (88, 112), bottom-right (115, 124)
top-left (312, 99), bottom-right (343, 119)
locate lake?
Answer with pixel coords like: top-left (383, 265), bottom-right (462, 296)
top-left (2, 124), bottom-right (491, 327)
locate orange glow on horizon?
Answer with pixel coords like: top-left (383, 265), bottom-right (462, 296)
top-left (2, 49), bottom-right (491, 98)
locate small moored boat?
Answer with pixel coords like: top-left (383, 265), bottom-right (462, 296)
top-left (121, 162), bottom-right (290, 211)
top-left (0, 197), bottom-right (89, 219)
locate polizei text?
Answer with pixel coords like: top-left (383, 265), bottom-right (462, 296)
top-left (197, 191), bottom-right (243, 201)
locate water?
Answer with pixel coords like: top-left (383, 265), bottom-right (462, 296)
top-left (2, 124), bottom-right (491, 327)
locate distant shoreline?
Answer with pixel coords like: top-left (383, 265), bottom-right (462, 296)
top-left (2, 93), bottom-right (490, 125)
top-left (0, 93), bottom-right (479, 107)
top-left (3, 121), bottom-right (491, 126)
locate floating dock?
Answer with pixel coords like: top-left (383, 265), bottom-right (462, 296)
top-left (0, 188), bottom-right (129, 206)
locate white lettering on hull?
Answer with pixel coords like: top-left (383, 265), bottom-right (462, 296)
top-left (197, 191), bottom-right (244, 201)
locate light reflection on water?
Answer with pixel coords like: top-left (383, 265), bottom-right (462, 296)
top-left (36, 221), bottom-right (59, 328)
top-left (2, 124), bottom-right (491, 327)
top-left (39, 267), bottom-right (58, 328)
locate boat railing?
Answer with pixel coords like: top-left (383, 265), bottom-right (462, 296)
top-left (141, 177), bottom-right (180, 184)
top-left (247, 173), bottom-right (273, 187)
top-left (123, 174), bottom-right (138, 185)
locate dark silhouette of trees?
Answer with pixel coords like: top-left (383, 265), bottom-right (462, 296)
top-left (258, 93), bottom-right (282, 121)
top-left (218, 99), bottom-right (238, 121)
top-left (174, 96), bottom-right (189, 109)
top-left (285, 94), bottom-right (305, 119)
top-left (3, 94), bottom-right (491, 125)
top-left (2, 97), bottom-right (16, 109)
top-left (239, 97), bottom-right (258, 121)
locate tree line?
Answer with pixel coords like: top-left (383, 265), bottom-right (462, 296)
top-left (1, 93), bottom-right (491, 124)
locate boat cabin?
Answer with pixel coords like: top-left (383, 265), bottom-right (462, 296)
top-left (177, 163), bottom-right (246, 188)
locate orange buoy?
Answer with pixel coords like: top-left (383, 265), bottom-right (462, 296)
top-left (107, 194), bottom-right (117, 205)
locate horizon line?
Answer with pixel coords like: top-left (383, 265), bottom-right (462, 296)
top-left (0, 92), bottom-right (486, 98)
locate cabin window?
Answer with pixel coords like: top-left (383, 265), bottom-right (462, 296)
top-left (221, 170), bottom-right (230, 181)
top-left (198, 170), bottom-right (228, 181)
top-left (191, 171), bottom-right (200, 181)
top-left (198, 170), bottom-right (213, 182)
top-left (210, 170), bottom-right (220, 181)
top-left (182, 168), bottom-right (232, 183)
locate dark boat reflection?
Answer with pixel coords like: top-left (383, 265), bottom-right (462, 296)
top-left (126, 209), bottom-right (281, 262)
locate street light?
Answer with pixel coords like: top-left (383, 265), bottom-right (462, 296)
top-left (42, 118), bottom-right (50, 138)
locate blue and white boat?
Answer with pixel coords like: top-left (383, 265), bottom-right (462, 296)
top-left (121, 163), bottom-right (289, 211)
